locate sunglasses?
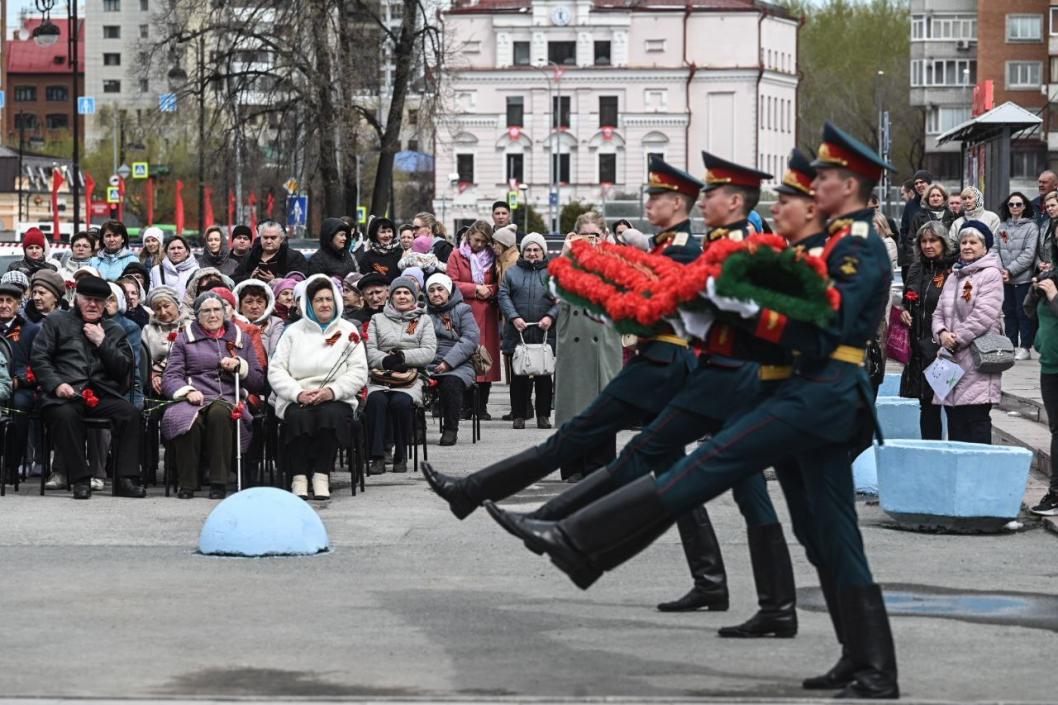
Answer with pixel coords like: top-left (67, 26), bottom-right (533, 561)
top-left (1008, 202), bottom-right (1025, 208)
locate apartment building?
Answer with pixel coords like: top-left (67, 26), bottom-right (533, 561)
top-left (4, 18), bottom-right (85, 145)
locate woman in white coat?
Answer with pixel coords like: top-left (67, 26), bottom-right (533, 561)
top-left (268, 273), bottom-right (369, 500)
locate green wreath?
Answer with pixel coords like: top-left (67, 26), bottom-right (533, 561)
top-left (712, 247), bottom-right (835, 326)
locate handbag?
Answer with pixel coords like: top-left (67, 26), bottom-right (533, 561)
top-left (885, 307), bottom-right (911, 364)
top-left (370, 368), bottom-right (419, 388)
top-left (512, 323), bottom-right (555, 377)
top-left (970, 333), bottom-right (1015, 373)
top-left (471, 345), bottom-right (493, 376)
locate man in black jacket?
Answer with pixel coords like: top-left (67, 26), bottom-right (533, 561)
top-left (31, 275), bottom-right (143, 499)
top-left (233, 221), bottom-right (308, 283)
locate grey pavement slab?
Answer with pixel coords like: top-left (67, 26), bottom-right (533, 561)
top-left (1, 395), bottom-right (1055, 703)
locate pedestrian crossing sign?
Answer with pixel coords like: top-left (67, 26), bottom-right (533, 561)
top-left (507, 190), bottom-right (520, 210)
top-left (106, 186), bottom-right (121, 204)
top-left (132, 162), bottom-right (149, 179)
top-left (357, 206), bottom-right (367, 224)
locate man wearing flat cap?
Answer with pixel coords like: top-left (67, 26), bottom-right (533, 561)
top-left (31, 275), bottom-right (144, 499)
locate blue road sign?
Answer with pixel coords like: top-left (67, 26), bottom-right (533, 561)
top-left (0, 90), bottom-right (5, 109)
top-left (78, 97), bottom-right (96, 115)
top-left (549, 191), bottom-right (559, 207)
top-left (287, 196), bottom-right (309, 227)
top-left (159, 93), bottom-right (177, 113)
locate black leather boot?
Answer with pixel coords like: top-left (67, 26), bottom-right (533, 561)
top-left (803, 569), bottom-right (855, 690)
top-left (527, 468), bottom-right (617, 521)
top-left (657, 506), bottom-right (730, 612)
top-left (422, 447), bottom-right (547, 520)
top-left (717, 523), bottom-right (797, 636)
top-left (834, 584), bottom-right (899, 699)
top-left (484, 474), bottom-right (674, 590)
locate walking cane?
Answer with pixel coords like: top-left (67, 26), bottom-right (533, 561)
top-left (234, 369), bottom-right (242, 492)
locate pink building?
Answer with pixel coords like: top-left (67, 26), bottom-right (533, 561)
top-left (434, 0), bottom-right (799, 232)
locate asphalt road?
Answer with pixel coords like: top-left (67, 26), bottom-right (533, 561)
top-left (0, 399), bottom-right (1054, 704)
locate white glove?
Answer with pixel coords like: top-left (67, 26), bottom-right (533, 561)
top-left (673, 306), bottom-right (715, 341)
top-left (704, 277), bottom-right (760, 319)
top-left (618, 228), bottom-right (651, 252)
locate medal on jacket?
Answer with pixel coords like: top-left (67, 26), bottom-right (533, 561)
top-left (962, 281), bottom-right (973, 302)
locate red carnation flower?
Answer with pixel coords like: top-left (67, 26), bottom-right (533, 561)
top-left (25, 366), bottom-right (35, 384)
top-left (230, 402), bottom-right (244, 421)
top-left (348, 330), bottom-right (360, 344)
top-left (167, 331), bottom-right (178, 342)
top-left (82, 388), bottom-right (99, 409)
top-left (905, 291), bottom-right (920, 303)
top-left (64, 280), bottom-right (76, 290)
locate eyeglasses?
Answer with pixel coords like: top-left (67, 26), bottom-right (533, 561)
top-left (1008, 201), bottom-right (1025, 208)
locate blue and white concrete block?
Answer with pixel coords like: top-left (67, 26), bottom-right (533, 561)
top-left (878, 373), bottom-right (902, 398)
top-left (875, 397), bottom-right (921, 440)
top-left (198, 486), bottom-right (330, 557)
top-left (877, 440), bottom-right (1032, 532)
top-left (852, 444), bottom-right (879, 495)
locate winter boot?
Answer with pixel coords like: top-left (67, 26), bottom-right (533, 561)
top-left (291, 474), bottom-right (308, 499)
top-left (312, 473), bottom-right (330, 500)
top-left (833, 584), bottom-right (899, 699)
top-left (718, 523), bottom-right (797, 636)
top-left (421, 446), bottom-right (548, 520)
top-left (657, 506), bottom-right (729, 612)
top-left (803, 568), bottom-right (856, 690)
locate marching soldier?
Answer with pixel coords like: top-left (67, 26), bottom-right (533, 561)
top-left (423, 158), bottom-right (732, 612)
top-left (488, 124), bottom-right (899, 699)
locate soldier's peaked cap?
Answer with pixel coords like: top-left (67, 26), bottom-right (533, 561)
top-left (811, 121), bottom-right (896, 183)
top-left (774, 148), bottom-right (816, 198)
top-left (701, 152), bottom-right (772, 192)
top-left (645, 156), bottom-right (705, 199)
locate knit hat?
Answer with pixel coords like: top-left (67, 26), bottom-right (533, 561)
top-left (912, 170), bottom-right (933, 185)
top-left (31, 269), bottom-right (65, 301)
top-left (22, 227), bottom-right (46, 250)
top-left (402, 266), bottom-right (425, 290)
top-left (193, 291), bottom-right (225, 316)
top-left (146, 285), bottom-right (180, 309)
top-left (141, 226), bottom-right (164, 247)
top-left (389, 275), bottom-right (420, 298)
top-left (75, 274), bottom-right (110, 299)
top-left (231, 224), bottom-right (254, 241)
top-left (270, 278), bottom-right (296, 298)
top-left (0, 282), bottom-right (24, 299)
top-left (107, 282), bottom-right (127, 314)
top-left (412, 234), bottom-right (434, 254)
top-left (343, 272), bottom-right (364, 289)
top-left (1, 270), bottom-right (30, 293)
top-left (213, 287), bottom-right (237, 309)
top-left (286, 270), bottom-right (306, 283)
top-left (492, 225), bottom-right (517, 250)
top-left (959, 219), bottom-right (994, 250)
top-left (425, 272), bottom-right (454, 294)
top-left (520, 232), bottom-right (548, 255)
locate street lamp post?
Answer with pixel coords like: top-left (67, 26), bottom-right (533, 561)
top-left (168, 34), bottom-right (207, 235)
top-left (532, 61), bottom-right (564, 234)
top-left (32, 0), bottom-right (79, 239)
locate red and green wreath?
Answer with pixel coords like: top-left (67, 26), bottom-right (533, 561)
top-left (549, 235), bottom-right (838, 336)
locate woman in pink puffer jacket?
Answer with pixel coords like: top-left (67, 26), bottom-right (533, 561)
top-left (931, 219), bottom-right (1005, 444)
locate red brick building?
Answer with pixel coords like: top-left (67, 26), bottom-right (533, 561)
top-left (4, 18), bottom-right (85, 147)
top-left (975, 1), bottom-right (1049, 176)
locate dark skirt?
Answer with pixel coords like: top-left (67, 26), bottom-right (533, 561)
top-left (282, 401), bottom-right (354, 448)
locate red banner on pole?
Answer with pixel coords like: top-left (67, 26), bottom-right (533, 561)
top-left (146, 177), bottom-right (154, 226)
top-left (265, 190), bottom-right (275, 219)
top-left (175, 179), bottom-right (185, 235)
top-left (84, 172), bottom-right (95, 228)
top-left (248, 192), bottom-right (258, 232)
top-left (228, 190), bottom-right (235, 232)
top-left (51, 168), bottom-right (65, 243)
top-left (118, 177), bottom-right (126, 222)
top-left (204, 185), bottom-right (215, 228)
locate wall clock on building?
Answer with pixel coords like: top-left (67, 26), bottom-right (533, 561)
top-left (551, 6), bottom-right (572, 26)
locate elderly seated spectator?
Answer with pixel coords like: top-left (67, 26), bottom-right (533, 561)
top-left (268, 274), bottom-right (368, 500)
top-left (90, 221), bottom-right (139, 281)
top-left (161, 292), bottom-right (265, 499)
top-left (26, 270), bottom-right (67, 325)
top-left (119, 276), bottom-right (149, 328)
top-left (181, 267), bottom-right (234, 314)
top-left (365, 276), bottom-right (437, 474)
top-left (106, 282), bottom-right (144, 409)
top-left (234, 221), bottom-right (308, 283)
top-left (142, 286), bottom-right (186, 395)
top-left (30, 275), bottom-right (143, 499)
top-left (932, 221), bottom-right (1005, 444)
top-left (7, 227), bottom-right (58, 277)
top-left (425, 273), bottom-right (480, 446)
top-left (307, 218), bottom-right (358, 279)
top-left (498, 232), bottom-right (558, 430)
top-left (197, 226), bottom-right (238, 277)
top-left (150, 235), bottom-right (200, 299)
top-left (341, 273), bottom-right (365, 321)
top-left (234, 279), bottom-right (284, 359)
top-left (270, 278), bottom-right (297, 322)
top-left (0, 281), bottom-right (40, 485)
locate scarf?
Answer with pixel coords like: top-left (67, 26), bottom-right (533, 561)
top-left (459, 242), bottom-right (494, 285)
top-left (383, 301), bottom-right (424, 323)
top-left (962, 186), bottom-right (985, 219)
top-left (370, 240), bottom-right (401, 256)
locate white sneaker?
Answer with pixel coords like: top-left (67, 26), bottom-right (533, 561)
top-left (1015, 347), bottom-right (1031, 361)
top-left (90, 478), bottom-right (104, 491)
top-left (44, 472), bottom-right (66, 490)
top-left (312, 473), bottom-right (330, 500)
top-left (291, 474), bottom-right (308, 499)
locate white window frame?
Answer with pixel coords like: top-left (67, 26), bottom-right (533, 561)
top-left (925, 106), bottom-right (971, 136)
top-left (645, 39), bottom-right (666, 53)
top-left (1051, 7), bottom-right (1058, 36)
top-left (910, 59), bottom-right (975, 87)
top-left (1007, 14), bottom-right (1043, 42)
top-left (1007, 61), bottom-right (1042, 90)
top-left (911, 14), bottom-right (976, 42)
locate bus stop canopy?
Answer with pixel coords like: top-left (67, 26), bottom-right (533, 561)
top-left (937, 101), bottom-right (1041, 145)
